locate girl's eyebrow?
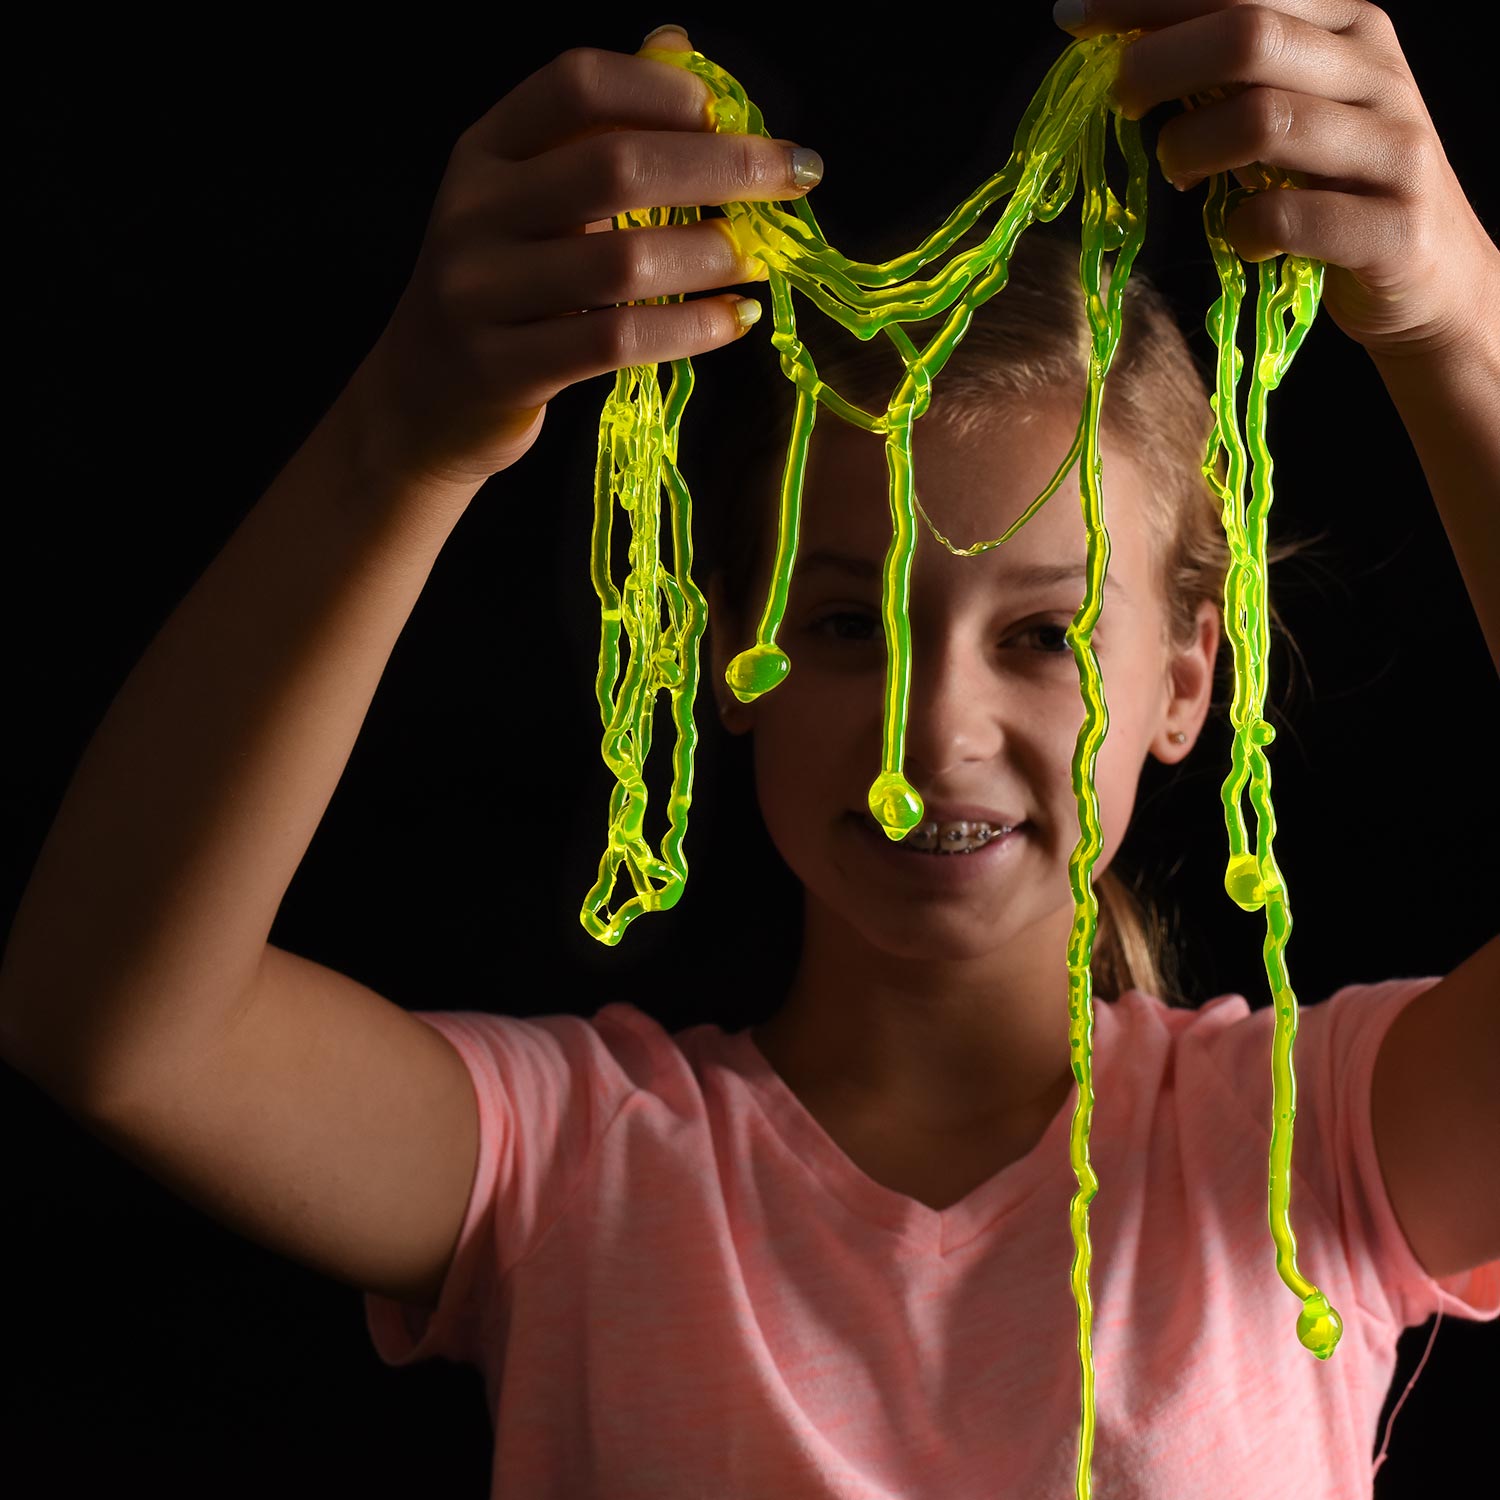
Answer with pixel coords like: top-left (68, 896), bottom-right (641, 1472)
top-left (798, 549), bottom-right (1131, 604)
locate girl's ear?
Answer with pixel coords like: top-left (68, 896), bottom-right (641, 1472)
top-left (1156, 600), bottom-right (1220, 762)
top-left (706, 573), bottom-right (754, 736)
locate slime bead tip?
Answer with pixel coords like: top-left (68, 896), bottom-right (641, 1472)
top-left (726, 643), bottom-right (790, 703)
top-left (1296, 1293), bottom-right (1343, 1361)
top-left (867, 772), bottom-right (924, 839)
top-left (1224, 852), bottom-right (1266, 912)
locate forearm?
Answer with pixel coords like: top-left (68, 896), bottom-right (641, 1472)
top-left (1369, 319), bottom-right (1500, 677)
top-left (0, 364), bottom-right (483, 1103)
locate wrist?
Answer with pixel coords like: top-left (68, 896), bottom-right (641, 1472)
top-left (1368, 306), bottom-right (1500, 415)
top-left (329, 346), bottom-right (488, 531)
top-left (1366, 250), bottom-right (1500, 373)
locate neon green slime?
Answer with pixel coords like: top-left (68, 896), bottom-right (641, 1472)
top-left (583, 29), bottom-right (1337, 1498)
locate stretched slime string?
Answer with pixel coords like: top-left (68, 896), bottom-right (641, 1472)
top-left (584, 29), bottom-right (1334, 1498)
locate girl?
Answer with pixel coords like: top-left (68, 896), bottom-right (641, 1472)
top-left (2, 5), bottom-right (1495, 1496)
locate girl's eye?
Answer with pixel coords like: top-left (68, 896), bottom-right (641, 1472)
top-left (809, 611), bottom-right (1073, 654)
top-left (809, 610), bottom-right (882, 644)
top-left (1027, 622), bottom-right (1072, 654)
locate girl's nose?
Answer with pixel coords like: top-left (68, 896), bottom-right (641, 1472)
top-left (898, 652), bottom-right (1005, 775)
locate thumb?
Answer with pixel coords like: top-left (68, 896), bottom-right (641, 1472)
top-left (639, 23), bottom-right (692, 53)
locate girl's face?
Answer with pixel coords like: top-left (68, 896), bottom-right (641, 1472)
top-left (708, 397), bottom-right (1219, 971)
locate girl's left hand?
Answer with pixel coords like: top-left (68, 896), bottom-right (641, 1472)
top-left (1055, 0), bottom-right (1500, 359)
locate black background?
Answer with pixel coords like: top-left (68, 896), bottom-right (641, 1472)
top-left (8, 9), bottom-right (1496, 1496)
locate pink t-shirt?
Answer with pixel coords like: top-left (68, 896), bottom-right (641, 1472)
top-left (364, 978), bottom-right (1500, 1497)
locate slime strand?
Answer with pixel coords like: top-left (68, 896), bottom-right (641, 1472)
top-left (581, 31), bottom-right (1336, 1498)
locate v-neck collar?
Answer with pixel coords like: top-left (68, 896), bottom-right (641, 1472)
top-left (719, 997), bottom-right (1125, 1254)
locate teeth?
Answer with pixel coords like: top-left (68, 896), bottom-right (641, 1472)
top-left (861, 812), bottom-right (1021, 853)
top-left (911, 820), bottom-right (998, 853)
top-left (870, 816), bottom-right (1016, 853)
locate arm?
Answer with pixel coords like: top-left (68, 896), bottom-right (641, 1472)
top-left (1364, 311), bottom-right (1500, 1280)
top-left (0, 37), bottom-right (783, 1305)
top-left (1369, 317), bottom-right (1500, 677)
top-left (0, 360), bottom-right (483, 1107)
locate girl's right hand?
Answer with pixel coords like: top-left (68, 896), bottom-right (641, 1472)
top-left (350, 26), bottom-right (822, 494)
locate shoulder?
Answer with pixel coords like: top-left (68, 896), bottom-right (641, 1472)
top-left (1107, 977), bottom-right (1441, 1130)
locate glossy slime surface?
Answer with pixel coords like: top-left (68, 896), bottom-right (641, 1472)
top-left (584, 31), bottom-right (1337, 1497)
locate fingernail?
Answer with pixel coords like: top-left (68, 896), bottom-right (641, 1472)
top-left (1053, 0), bottom-right (1088, 31)
top-left (790, 146), bottom-right (824, 188)
top-left (733, 296), bottom-right (763, 332)
top-left (641, 23), bottom-right (690, 49)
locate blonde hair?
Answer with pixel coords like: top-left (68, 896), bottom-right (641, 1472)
top-left (704, 225), bottom-right (1315, 1007)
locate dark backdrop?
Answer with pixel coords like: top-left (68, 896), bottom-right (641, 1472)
top-left (8, 10), bottom-right (1495, 1496)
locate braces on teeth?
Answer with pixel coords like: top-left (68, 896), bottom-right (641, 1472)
top-left (903, 820), bottom-right (1016, 853)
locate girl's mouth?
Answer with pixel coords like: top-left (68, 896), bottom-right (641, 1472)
top-left (845, 811), bottom-right (1028, 883)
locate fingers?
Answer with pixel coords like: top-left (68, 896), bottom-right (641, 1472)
top-left (503, 128), bottom-right (818, 240)
top-left (472, 295), bottom-right (763, 412)
top-left (449, 218), bottom-right (768, 324)
top-left (1155, 87), bottom-right (1426, 194)
top-left (458, 45), bottom-right (715, 163)
top-left (384, 29), bottom-right (804, 478)
top-left (1220, 182), bottom-right (1410, 266)
top-left (1107, 5), bottom-right (1402, 121)
top-left (1057, 0), bottom-right (1389, 45)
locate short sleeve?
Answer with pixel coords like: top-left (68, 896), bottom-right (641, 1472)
top-left (1187, 977), bottom-right (1500, 1331)
top-left (363, 1008), bottom-right (636, 1369)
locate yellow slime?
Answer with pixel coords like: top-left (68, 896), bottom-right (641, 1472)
top-left (583, 30), bottom-right (1338, 1497)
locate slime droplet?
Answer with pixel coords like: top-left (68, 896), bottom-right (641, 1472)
top-left (1226, 853), bottom-right (1267, 911)
top-left (726, 643), bottom-right (790, 701)
top-left (866, 770), bottom-right (925, 839)
top-left (1297, 1292), bottom-right (1344, 1360)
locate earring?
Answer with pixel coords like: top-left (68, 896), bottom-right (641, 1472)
top-left (1170, 731), bottom-right (1187, 744)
